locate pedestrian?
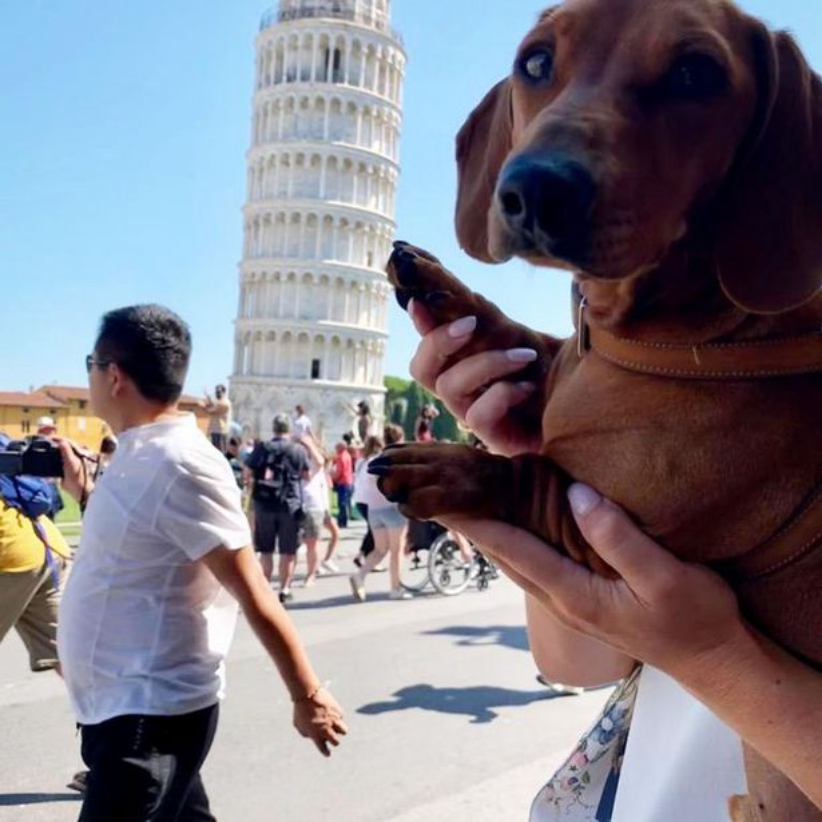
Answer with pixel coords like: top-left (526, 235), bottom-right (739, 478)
top-left (331, 441), bottom-right (354, 528)
top-left (225, 435), bottom-right (245, 490)
top-left (292, 404), bottom-right (313, 441)
top-left (349, 424), bottom-right (411, 601)
top-left (33, 416), bottom-right (64, 520)
top-left (352, 434), bottom-right (383, 565)
top-left (0, 445), bottom-right (81, 788)
top-left (202, 384), bottom-right (231, 452)
top-left (56, 304), bottom-right (346, 822)
top-left (296, 435), bottom-right (330, 586)
top-left (404, 297), bottom-right (822, 820)
top-left (0, 451), bottom-right (72, 674)
top-left (319, 508), bottom-right (340, 573)
top-left (95, 435), bottom-right (117, 480)
top-left (414, 403), bottom-right (439, 442)
top-left (245, 413), bottom-right (310, 603)
top-left (355, 400), bottom-right (372, 442)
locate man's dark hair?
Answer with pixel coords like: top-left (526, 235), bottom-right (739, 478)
top-left (95, 304), bottom-right (191, 404)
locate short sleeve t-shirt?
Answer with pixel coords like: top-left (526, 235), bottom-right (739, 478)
top-left (57, 414), bottom-right (251, 725)
top-left (333, 450), bottom-right (354, 486)
top-left (0, 500), bottom-right (72, 573)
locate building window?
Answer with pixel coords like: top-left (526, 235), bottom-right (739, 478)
top-left (311, 359), bottom-right (322, 379)
top-left (21, 419), bottom-right (30, 434)
top-left (79, 400), bottom-right (87, 409)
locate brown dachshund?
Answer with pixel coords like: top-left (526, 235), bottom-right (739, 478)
top-left (374, 0), bottom-right (822, 819)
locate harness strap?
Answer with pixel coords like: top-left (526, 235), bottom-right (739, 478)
top-left (572, 289), bottom-right (822, 380)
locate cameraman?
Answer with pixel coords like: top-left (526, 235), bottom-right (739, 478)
top-left (57, 304), bottom-right (346, 822)
top-left (0, 445), bottom-right (72, 674)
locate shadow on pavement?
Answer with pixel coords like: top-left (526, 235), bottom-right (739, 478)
top-left (0, 793), bottom-right (82, 806)
top-left (357, 683), bottom-right (571, 724)
top-left (423, 624), bottom-right (529, 652)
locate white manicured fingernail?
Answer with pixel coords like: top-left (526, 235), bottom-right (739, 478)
top-left (568, 483), bottom-right (601, 517)
top-left (448, 316), bottom-right (477, 338)
top-left (506, 348), bottom-right (538, 363)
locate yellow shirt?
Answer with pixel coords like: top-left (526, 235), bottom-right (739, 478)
top-left (0, 500), bottom-right (72, 573)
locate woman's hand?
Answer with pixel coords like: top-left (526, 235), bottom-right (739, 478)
top-left (441, 483), bottom-right (745, 678)
top-left (407, 299), bottom-right (543, 457)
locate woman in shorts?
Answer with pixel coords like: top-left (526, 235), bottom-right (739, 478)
top-left (349, 425), bottom-right (410, 601)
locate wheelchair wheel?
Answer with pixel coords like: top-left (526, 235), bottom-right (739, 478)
top-left (428, 534), bottom-right (473, 596)
top-left (401, 546), bottom-right (431, 592)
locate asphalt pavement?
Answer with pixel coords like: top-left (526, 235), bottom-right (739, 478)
top-left (0, 521), bottom-right (611, 821)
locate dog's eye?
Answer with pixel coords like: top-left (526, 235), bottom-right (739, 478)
top-left (664, 54), bottom-right (728, 99)
top-left (518, 49), bottom-right (554, 85)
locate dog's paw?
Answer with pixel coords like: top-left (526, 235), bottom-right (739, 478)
top-left (386, 242), bottom-right (479, 324)
top-left (368, 443), bottom-right (510, 522)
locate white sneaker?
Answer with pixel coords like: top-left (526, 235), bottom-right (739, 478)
top-left (388, 588), bottom-right (413, 601)
top-left (321, 559), bottom-right (340, 574)
top-left (349, 573), bottom-right (366, 602)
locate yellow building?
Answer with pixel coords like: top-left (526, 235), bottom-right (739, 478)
top-left (0, 386), bottom-right (209, 451)
top-left (0, 391), bottom-right (69, 441)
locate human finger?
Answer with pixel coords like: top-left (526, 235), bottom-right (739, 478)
top-left (462, 380), bottom-right (537, 435)
top-left (408, 316), bottom-right (477, 391)
top-left (433, 348), bottom-right (535, 412)
top-left (407, 298), bottom-right (437, 336)
top-left (567, 484), bottom-right (682, 600)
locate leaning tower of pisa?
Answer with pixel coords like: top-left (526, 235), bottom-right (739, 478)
top-left (230, 0), bottom-right (405, 444)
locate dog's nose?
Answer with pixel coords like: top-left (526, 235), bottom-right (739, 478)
top-left (496, 154), bottom-right (596, 259)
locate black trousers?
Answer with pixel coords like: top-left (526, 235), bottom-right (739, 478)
top-left (79, 703), bottom-right (219, 822)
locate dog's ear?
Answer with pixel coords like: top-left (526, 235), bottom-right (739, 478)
top-left (454, 79), bottom-right (513, 263)
top-left (715, 25), bottom-right (822, 314)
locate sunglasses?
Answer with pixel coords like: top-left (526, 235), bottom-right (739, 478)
top-left (85, 355), bottom-right (115, 374)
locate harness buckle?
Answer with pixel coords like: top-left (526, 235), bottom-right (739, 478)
top-left (577, 296), bottom-right (590, 357)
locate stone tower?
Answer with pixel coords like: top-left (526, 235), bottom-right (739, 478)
top-left (230, 0), bottom-right (405, 444)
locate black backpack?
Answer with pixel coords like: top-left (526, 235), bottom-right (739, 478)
top-left (253, 441), bottom-right (299, 511)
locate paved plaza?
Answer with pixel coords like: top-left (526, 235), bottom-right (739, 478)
top-left (0, 523), bottom-right (611, 821)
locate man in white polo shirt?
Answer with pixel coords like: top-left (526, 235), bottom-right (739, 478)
top-left (57, 304), bottom-right (346, 822)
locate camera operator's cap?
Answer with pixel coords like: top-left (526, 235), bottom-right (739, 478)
top-left (36, 416), bottom-right (56, 433)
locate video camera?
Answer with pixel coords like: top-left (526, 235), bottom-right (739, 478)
top-left (0, 437), bottom-right (64, 478)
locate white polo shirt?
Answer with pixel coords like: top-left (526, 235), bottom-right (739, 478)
top-left (58, 414), bottom-right (252, 725)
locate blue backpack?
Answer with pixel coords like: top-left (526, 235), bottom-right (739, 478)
top-left (0, 434), bottom-right (55, 518)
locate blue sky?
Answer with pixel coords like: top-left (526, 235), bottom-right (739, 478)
top-left (2, 1), bottom-right (819, 395)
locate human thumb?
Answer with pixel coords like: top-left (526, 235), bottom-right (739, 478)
top-left (568, 483), bottom-right (678, 593)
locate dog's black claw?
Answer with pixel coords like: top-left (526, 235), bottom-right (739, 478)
top-left (384, 489), bottom-right (409, 505)
top-left (394, 288), bottom-right (415, 311)
top-left (391, 248), bottom-right (419, 287)
top-left (367, 456), bottom-right (391, 474)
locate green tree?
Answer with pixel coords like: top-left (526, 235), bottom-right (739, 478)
top-left (403, 380), bottom-right (425, 441)
top-left (433, 398), bottom-right (461, 442)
